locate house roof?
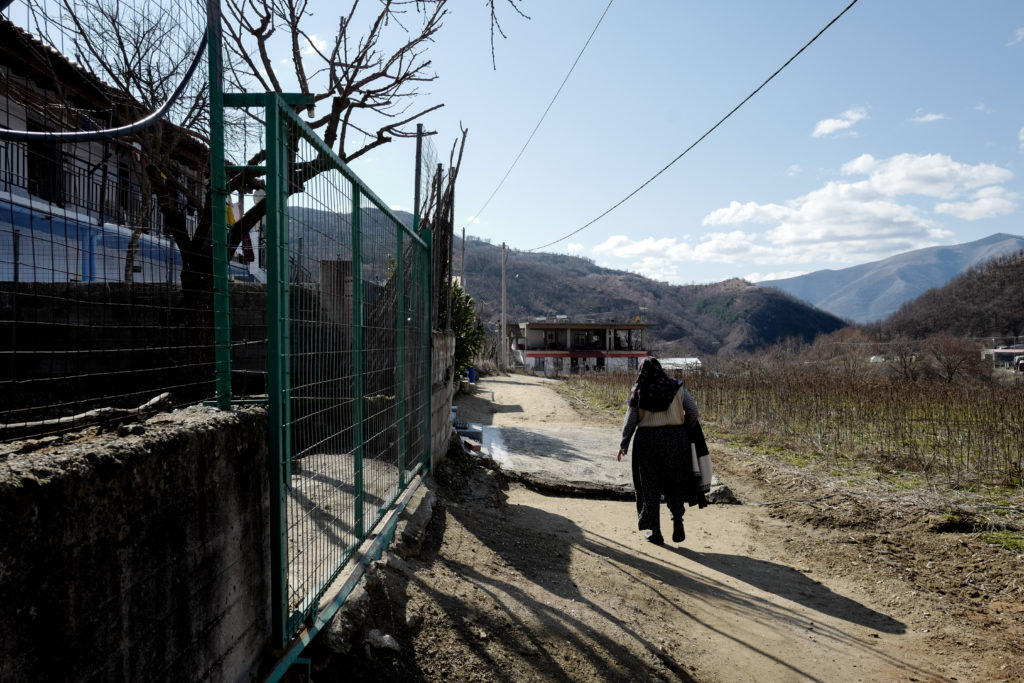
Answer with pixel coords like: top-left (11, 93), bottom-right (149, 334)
top-left (0, 16), bottom-right (210, 165)
top-left (518, 321), bottom-right (649, 330)
top-left (1, 16), bottom-right (124, 117)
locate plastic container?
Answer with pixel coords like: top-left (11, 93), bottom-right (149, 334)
top-left (468, 367), bottom-right (477, 383)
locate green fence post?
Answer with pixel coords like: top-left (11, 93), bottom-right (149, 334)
top-left (207, 0), bottom-right (231, 409)
top-left (264, 93), bottom-right (289, 649)
top-left (352, 186), bottom-right (365, 539)
top-left (420, 228), bottom-right (433, 472)
top-left (396, 229), bottom-right (407, 487)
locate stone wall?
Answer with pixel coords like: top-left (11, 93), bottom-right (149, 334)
top-left (0, 405), bottom-right (272, 683)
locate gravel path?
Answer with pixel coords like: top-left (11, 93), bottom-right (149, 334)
top-left (322, 373), bottom-right (1022, 682)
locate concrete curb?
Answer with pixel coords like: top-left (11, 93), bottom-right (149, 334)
top-left (324, 479), bottom-right (438, 655)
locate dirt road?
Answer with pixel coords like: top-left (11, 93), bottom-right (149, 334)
top-left (327, 374), bottom-right (1023, 682)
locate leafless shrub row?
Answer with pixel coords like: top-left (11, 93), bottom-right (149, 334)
top-left (565, 337), bottom-right (1023, 489)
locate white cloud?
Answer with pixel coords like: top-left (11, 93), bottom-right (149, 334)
top-left (1019, 127), bottom-right (1024, 151)
top-left (698, 152), bottom-right (1017, 267)
top-left (840, 153), bottom-right (1012, 198)
top-left (591, 153), bottom-right (1017, 284)
top-left (591, 235), bottom-right (683, 259)
top-left (787, 164), bottom-right (801, 177)
top-left (466, 215), bottom-right (481, 225)
top-left (593, 230), bottom-right (774, 267)
top-left (910, 112), bottom-right (945, 123)
top-left (703, 200), bottom-right (789, 226)
top-left (304, 34), bottom-right (328, 55)
top-left (1008, 27), bottom-right (1024, 46)
top-left (592, 235), bottom-right (629, 255)
top-left (745, 270), bottom-right (808, 283)
top-left (934, 186), bottom-right (1019, 220)
top-left (812, 107), bottom-right (868, 138)
top-left (566, 242), bottom-right (584, 255)
top-left (390, 205), bottom-right (402, 211)
top-left (974, 103), bottom-right (989, 113)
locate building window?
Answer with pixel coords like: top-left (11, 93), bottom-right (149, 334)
top-left (27, 120), bottom-right (63, 205)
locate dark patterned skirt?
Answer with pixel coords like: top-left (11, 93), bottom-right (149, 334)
top-left (631, 424), bottom-right (693, 531)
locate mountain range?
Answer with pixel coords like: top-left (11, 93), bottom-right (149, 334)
top-left (287, 207), bottom-right (1021, 353)
top-left (756, 233), bottom-right (1024, 323)
top-left (454, 237), bottom-right (845, 356)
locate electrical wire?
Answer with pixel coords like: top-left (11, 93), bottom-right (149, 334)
top-left (462, 0), bottom-right (615, 231)
top-left (528, 0), bottom-right (859, 252)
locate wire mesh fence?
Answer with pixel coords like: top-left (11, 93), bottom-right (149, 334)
top-left (3, 0), bottom-right (440, 663)
top-left (254, 95), bottom-right (432, 643)
top-left (1, 1), bottom-right (221, 439)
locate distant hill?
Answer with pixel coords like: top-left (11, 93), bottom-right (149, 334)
top-left (757, 233), bottom-right (1024, 323)
top-left (285, 206), bottom-right (417, 281)
top-left (456, 237), bottom-right (846, 356)
top-left (878, 250), bottom-right (1024, 339)
top-left (280, 210), bottom-right (847, 354)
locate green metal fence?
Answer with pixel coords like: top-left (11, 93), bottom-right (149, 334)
top-left (218, 92), bottom-right (432, 648)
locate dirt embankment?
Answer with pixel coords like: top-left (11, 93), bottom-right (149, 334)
top-left (315, 374), bottom-right (1023, 682)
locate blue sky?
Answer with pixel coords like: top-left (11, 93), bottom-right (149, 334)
top-left (343, 1), bottom-right (1024, 285)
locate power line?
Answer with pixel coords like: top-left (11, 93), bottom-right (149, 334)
top-left (529, 0), bottom-right (860, 252)
top-left (462, 0), bottom-right (615, 231)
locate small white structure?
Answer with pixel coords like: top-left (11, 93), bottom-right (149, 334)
top-left (659, 357), bottom-right (702, 371)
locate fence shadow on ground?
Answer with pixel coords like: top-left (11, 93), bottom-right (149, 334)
top-left (432, 492), bottom-right (941, 683)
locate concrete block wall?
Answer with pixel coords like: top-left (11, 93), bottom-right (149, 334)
top-left (430, 330), bottom-right (456, 471)
top-left (0, 282), bottom-right (270, 418)
top-left (0, 405), bottom-right (272, 682)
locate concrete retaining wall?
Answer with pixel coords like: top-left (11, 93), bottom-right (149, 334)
top-left (0, 405), bottom-right (272, 682)
top-left (0, 330), bottom-right (457, 680)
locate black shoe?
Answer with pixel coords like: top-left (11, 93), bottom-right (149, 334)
top-left (644, 530), bottom-right (664, 545)
top-left (672, 520), bottom-right (685, 543)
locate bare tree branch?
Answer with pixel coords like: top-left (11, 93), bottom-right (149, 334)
top-left (488, 0), bottom-right (529, 69)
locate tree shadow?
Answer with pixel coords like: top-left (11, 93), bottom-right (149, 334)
top-left (453, 391), bottom-right (509, 426)
top-left (673, 548), bottom-right (906, 633)
top-left (434, 494), bottom-right (942, 683)
top-left (494, 426), bottom-right (593, 463)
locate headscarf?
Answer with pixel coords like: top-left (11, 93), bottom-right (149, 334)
top-left (627, 357), bottom-right (682, 412)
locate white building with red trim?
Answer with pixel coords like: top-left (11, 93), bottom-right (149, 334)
top-left (511, 319), bottom-right (648, 376)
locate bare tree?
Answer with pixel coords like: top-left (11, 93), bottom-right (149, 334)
top-left (21, 0), bottom-right (523, 350)
top-left (885, 335), bottom-right (923, 383)
top-left (926, 333), bottom-right (985, 384)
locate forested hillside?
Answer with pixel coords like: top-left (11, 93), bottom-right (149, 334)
top-left (456, 237), bottom-right (846, 356)
top-left (284, 212), bottom-right (849, 355)
top-left (877, 251), bottom-right (1024, 340)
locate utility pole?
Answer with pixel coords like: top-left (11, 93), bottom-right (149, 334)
top-left (501, 242), bottom-right (507, 373)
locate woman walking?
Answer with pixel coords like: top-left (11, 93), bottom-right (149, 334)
top-left (617, 358), bottom-right (712, 545)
